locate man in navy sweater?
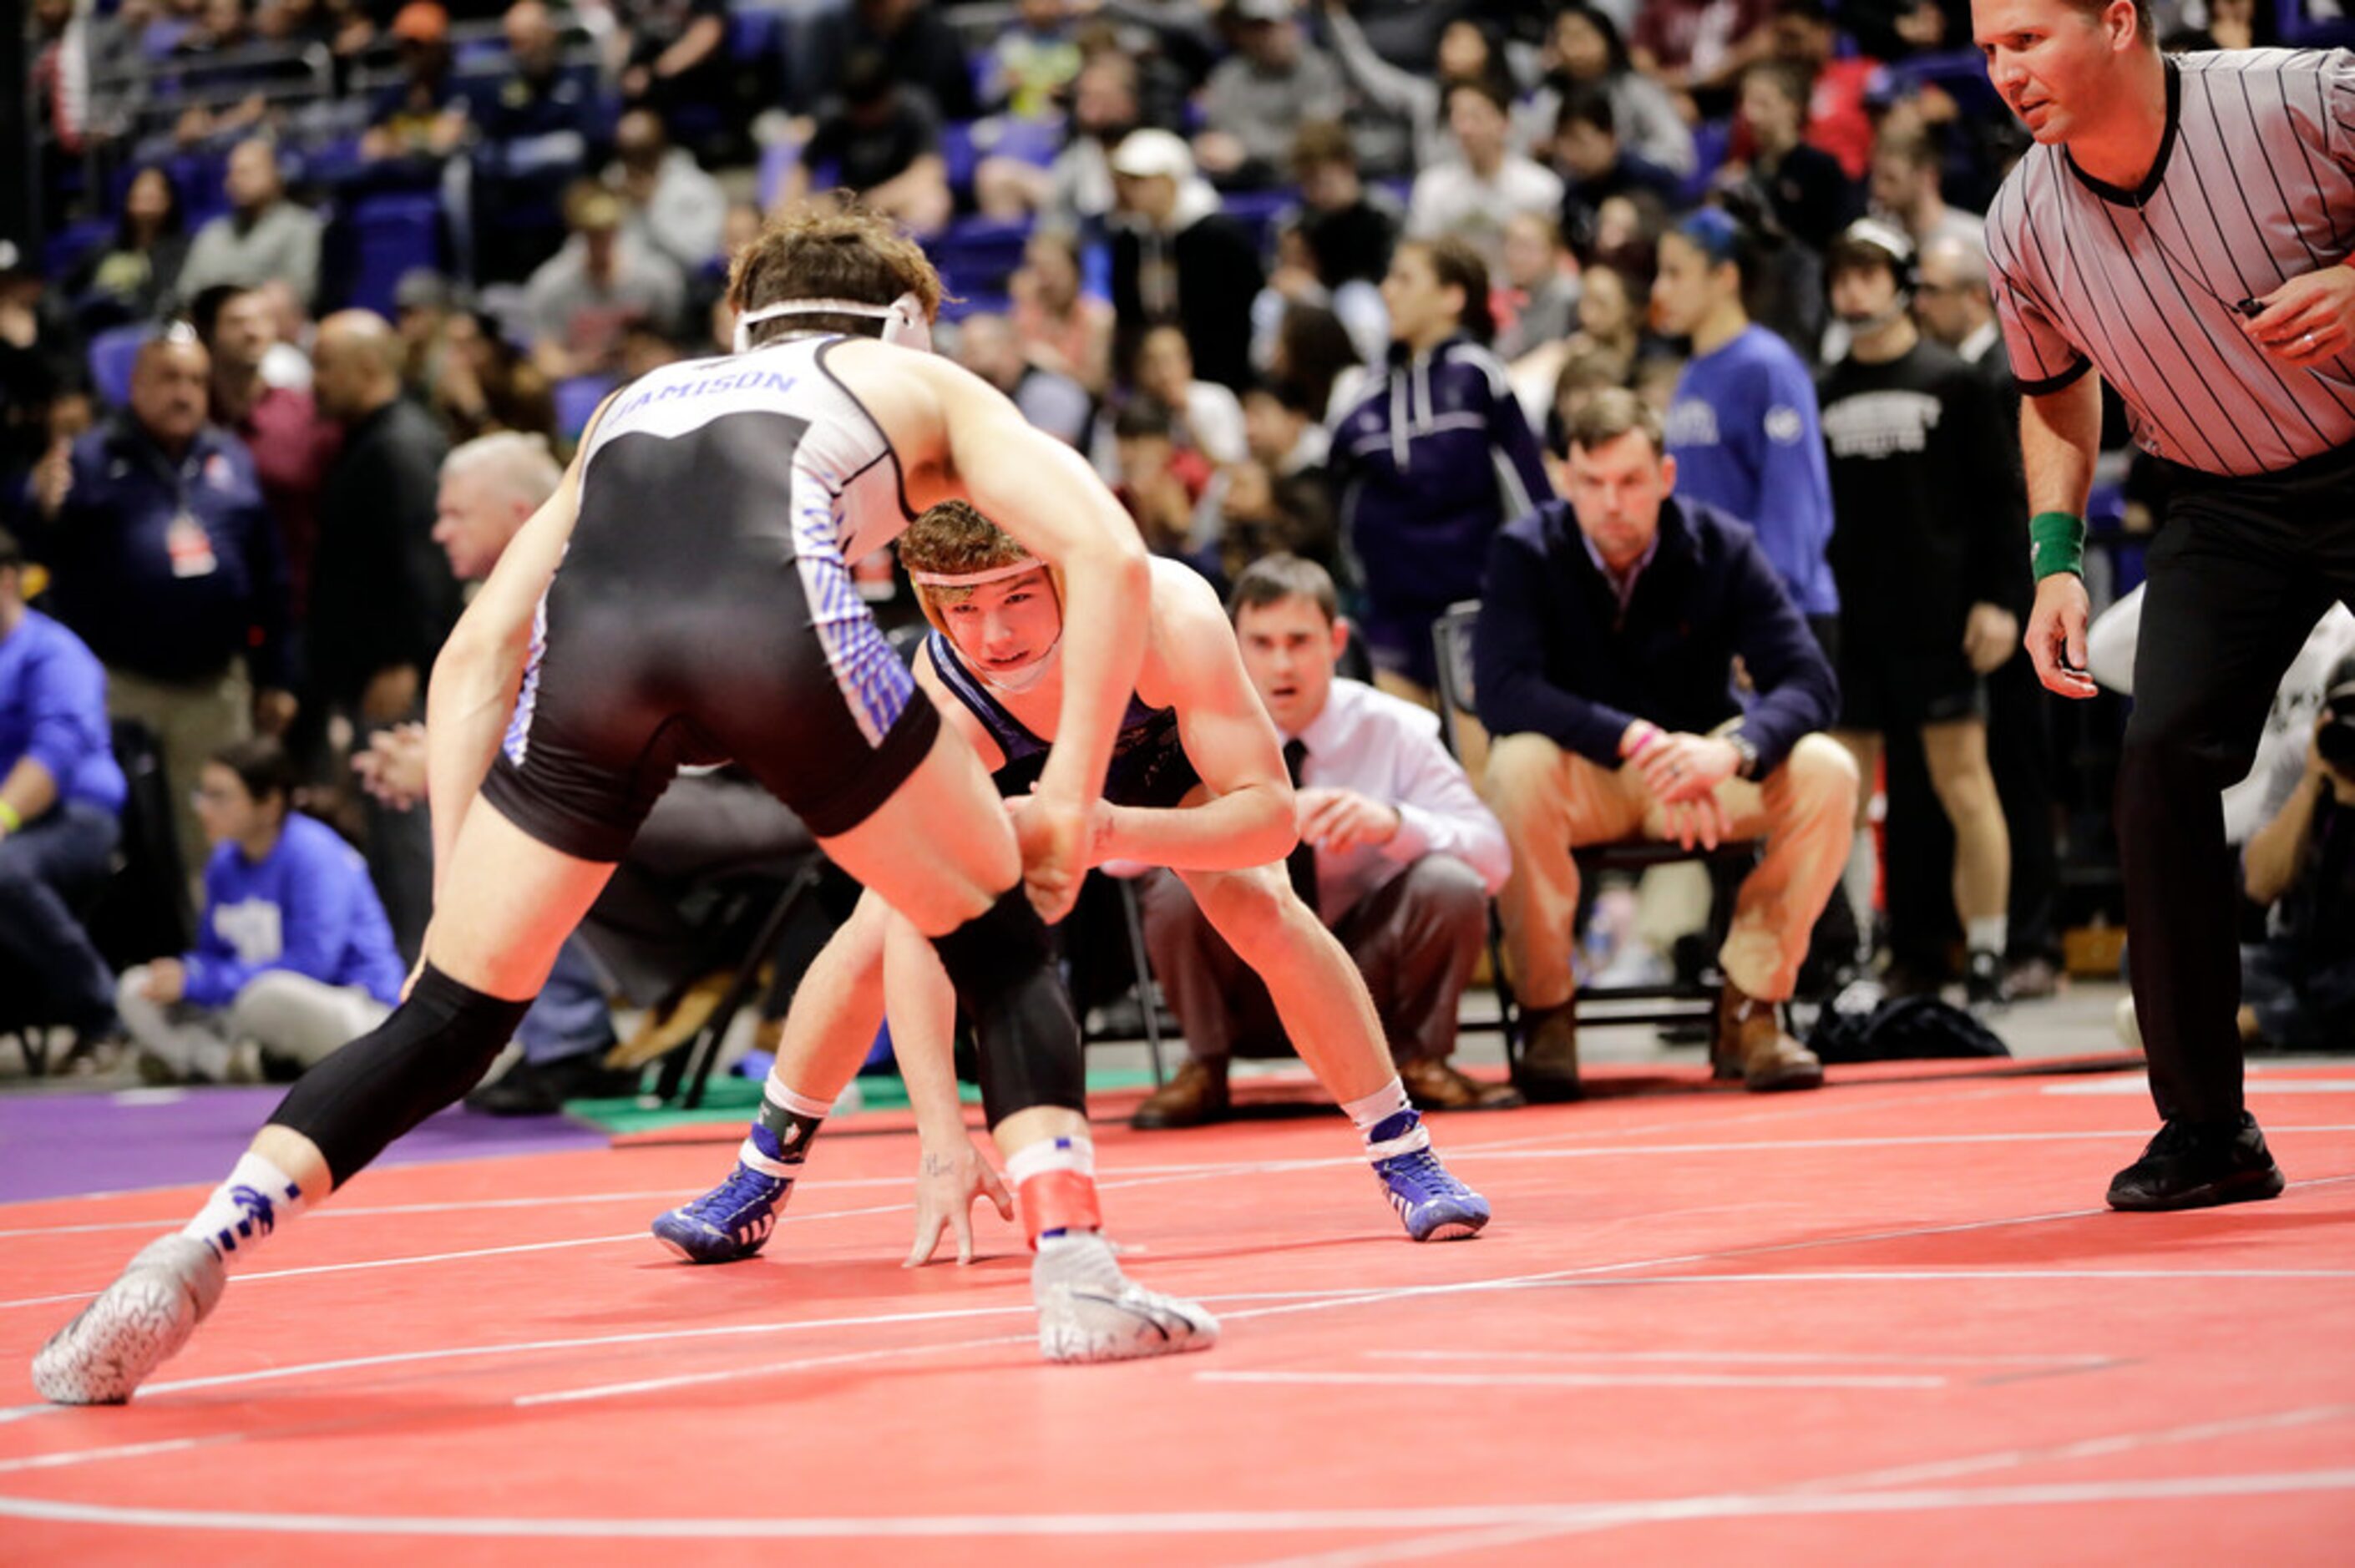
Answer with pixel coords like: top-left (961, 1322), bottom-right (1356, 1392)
top-left (1476, 389), bottom-right (1856, 1101)
top-left (0, 527), bottom-right (127, 1041)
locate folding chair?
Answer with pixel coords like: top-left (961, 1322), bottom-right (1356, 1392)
top-left (663, 859), bottom-right (832, 1110)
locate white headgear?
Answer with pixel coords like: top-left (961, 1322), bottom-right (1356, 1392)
top-left (909, 554), bottom-right (1064, 693)
top-left (732, 292), bottom-right (932, 355)
top-left (906, 557), bottom-right (1046, 589)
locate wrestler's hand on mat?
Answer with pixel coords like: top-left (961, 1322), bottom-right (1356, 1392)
top-left (906, 1140), bottom-right (1014, 1267)
top-left (1962, 602), bottom-right (2020, 675)
top-left (1010, 787), bottom-right (1093, 923)
top-left (2242, 266), bottom-right (2355, 366)
top-left (2026, 574), bottom-right (2097, 699)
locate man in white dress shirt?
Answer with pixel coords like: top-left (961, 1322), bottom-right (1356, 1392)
top-left (1137, 554), bottom-right (1519, 1122)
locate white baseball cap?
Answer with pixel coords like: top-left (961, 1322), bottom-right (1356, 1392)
top-left (1109, 129), bottom-right (1195, 182)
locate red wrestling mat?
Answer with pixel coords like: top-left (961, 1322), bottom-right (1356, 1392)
top-left (3, 1062), bottom-right (2352, 1565)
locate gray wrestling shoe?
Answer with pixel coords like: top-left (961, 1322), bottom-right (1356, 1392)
top-left (1032, 1232), bottom-right (1218, 1364)
top-left (31, 1235), bottom-right (225, 1405)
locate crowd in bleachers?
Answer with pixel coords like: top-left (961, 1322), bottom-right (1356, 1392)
top-left (12, 0), bottom-right (2355, 1100)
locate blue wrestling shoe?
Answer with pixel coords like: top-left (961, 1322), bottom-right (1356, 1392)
top-left (1375, 1147), bottom-right (1491, 1242)
top-left (652, 1162), bottom-right (789, 1263)
top-left (1368, 1112), bottom-right (1490, 1242)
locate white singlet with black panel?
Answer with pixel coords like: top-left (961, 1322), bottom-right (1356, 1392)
top-left (479, 335), bottom-right (939, 860)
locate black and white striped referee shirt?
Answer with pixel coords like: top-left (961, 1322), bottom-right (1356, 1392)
top-left (1986, 48), bottom-right (2355, 475)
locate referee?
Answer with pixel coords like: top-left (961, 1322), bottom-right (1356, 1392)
top-left (1980, 0), bottom-right (2355, 1209)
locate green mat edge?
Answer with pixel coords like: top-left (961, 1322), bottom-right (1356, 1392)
top-left (570, 1066), bottom-right (1167, 1137)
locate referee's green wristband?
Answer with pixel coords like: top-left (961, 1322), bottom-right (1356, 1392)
top-left (2029, 511), bottom-right (2086, 581)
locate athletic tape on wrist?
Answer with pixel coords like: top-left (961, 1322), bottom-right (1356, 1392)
top-left (2029, 511), bottom-right (2086, 581)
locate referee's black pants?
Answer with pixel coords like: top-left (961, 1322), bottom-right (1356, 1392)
top-left (2125, 448), bottom-right (2355, 1125)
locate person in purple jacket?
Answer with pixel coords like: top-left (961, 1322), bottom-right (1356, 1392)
top-left (1329, 234), bottom-right (1552, 774)
top-left (0, 527), bottom-right (126, 1043)
top-left (117, 737), bottom-right (404, 1085)
top-left (1653, 205), bottom-right (1841, 645)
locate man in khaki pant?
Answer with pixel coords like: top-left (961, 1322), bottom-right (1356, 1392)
top-left (1475, 389), bottom-right (1856, 1100)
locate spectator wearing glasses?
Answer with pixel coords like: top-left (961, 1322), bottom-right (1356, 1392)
top-left (119, 737), bottom-right (403, 1085)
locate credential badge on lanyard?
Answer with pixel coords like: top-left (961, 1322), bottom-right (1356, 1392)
top-left (166, 510), bottom-right (219, 579)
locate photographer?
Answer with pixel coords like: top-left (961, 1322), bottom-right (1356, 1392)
top-left (2233, 656), bottom-right (2355, 1054)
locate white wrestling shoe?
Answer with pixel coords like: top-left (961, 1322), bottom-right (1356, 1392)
top-left (32, 1235), bottom-right (225, 1405)
top-left (1032, 1232), bottom-right (1218, 1364)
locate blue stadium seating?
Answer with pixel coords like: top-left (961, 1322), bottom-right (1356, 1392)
top-left (554, 373), bottom-right (620, 439)
top-left (44, 220), bottom-right (114, 283)
top-left (342, 192), bottom-right (443, 317)
top-left (1680, 119), bottom-right (1732, 210)
top-left (88, 323), bottom-right (156, 408)
top-left (1219, 187), bottom-right (1297, 253)
top-left (940, 121), bottom-right (980, 195)
top-left (2282, 0), bottom-right (2355, 46)
top-left (929, 215), bottom-right (1033, 303)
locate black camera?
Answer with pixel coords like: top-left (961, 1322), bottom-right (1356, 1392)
top-left (2319, 655), bottom-right (2355, 771)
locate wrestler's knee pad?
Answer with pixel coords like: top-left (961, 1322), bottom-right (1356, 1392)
top-left (267, 964), bottom-right (534, 1187)
top-left (928, 887), bottom-right (1085, 1127)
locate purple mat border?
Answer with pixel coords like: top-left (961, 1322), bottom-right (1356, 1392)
top-left (0, 1087), bottom-right (608, 1205)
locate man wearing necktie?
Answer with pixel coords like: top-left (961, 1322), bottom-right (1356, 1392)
top-left (1142, 556), bottom-right (1520, 1121)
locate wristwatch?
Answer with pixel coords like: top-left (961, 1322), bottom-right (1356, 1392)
top-left (1724, 732), bottom-right (1760, 781)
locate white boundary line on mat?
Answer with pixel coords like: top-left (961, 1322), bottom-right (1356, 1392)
top-left (1245, 1407), bottom-right (2355, 1566)
top-left (12, 1123), bottom-right (2355, 1311)
top-left (0, 1466), bottom-right (2350, 1540)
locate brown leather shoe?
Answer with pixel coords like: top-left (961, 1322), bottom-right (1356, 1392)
top-left (1511, 1002), bottom-right (1583, 1102)
top-left (1715, 983), bottom-right (1823, 1093)
top-left (1130, 1057), bottom-right (1230, 1130)
top-left (1400, 1055), bottom-right (1527, 1110)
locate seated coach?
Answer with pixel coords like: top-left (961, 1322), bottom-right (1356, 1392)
top-left (1476, 388), bottom-right (1856, 1101)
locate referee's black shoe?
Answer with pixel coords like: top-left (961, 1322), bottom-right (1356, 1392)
top-left (2106, 1112), bottom-right (2287, 1211)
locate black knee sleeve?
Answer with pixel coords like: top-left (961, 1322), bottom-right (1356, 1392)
top-left (268, 964), bottom-right (535, 1187)
top-left (929, 887), bottom-right (1086, 1127)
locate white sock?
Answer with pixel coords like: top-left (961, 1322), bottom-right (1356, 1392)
top-left (1966, 916), bottom-right (2008, 960)
top-left (1341, 1077), bottom-right (1428, 1161)
top-left (763, 1070), bottom-right (832, 1120)
top-left (182, 1151), bottom-right (309, 1266)
top-left (1340, 1076), bottom-right (1410, 1135)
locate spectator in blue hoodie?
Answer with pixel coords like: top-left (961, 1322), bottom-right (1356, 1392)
top-left (1652, 206), bottom-right (1840, 644)
top-left (0, 527), bottom-right (126, 1041)
top-left (1329, 235), bottom-right (1551, 773)
top-left (118, 737), bottom-right (404, 1085)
